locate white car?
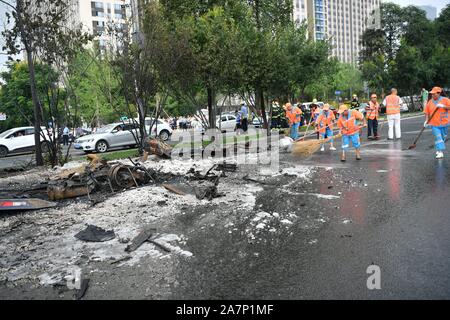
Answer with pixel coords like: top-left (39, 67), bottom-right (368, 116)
top-left (0, 126), bottom-right (51, 158)
top-left (74, 123), bottom-right (140, 153)
top-left (217, 113), bottom-right (237, 132)
top-left (144, 118), bottom-right (172, 141)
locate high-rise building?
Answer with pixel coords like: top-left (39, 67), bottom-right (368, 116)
top-left (301, 0), bottom-right (381, 64)
top-left (418, 5), bottom-right (437, 21)
top-left (67, 0), bottom-right (131, 53)
top-left (293, 0), bottom-right (309, 24)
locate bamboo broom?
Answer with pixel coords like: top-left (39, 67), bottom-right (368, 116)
top-left (292, 133), bottom-right (343, 157)
top-left (292, 124), bottom-right (366, 157)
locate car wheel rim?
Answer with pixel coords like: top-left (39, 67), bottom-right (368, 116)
top-left (97, 142), bottom-right (107, 152)
top-left (160, 132), bottom-right (168, 140)
top-left (0, 148), bottom-right (6, 157)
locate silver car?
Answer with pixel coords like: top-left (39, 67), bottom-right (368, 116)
top-left (74, 123), bottom-right (139, 153)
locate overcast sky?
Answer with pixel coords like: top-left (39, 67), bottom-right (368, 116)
top-left (389, 0), bottom-right (449, 14)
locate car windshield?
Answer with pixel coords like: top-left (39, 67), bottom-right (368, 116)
top-left (95, 124), bottom-right (117, 134)
top-left (0, 128), bottom-right (17, 139)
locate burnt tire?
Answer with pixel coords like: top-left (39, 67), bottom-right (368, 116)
top-left (95, 140), bottom-right (109, 153)
top-left (0, 146), bottom-right (8, 158)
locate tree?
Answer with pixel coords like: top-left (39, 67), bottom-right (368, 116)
top-left (1, 0), bottom-right (91, 166)
top-left (0, 61), bottom-right (57, 131)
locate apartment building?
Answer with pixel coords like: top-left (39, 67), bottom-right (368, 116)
top-left (302, 0), bottom-right (381, 64)
top-left (67, 0), bottom-right (131, 53)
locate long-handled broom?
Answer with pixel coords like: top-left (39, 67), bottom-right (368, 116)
top-left (407, 106), bottom-right (439, 150)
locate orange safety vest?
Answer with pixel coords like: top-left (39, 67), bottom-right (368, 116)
top-left (338, 110), bottom-right (364, 136)
top-left (366, 101), bottom-right (379, 120)
top-left (424, 97), bottom-right (450, 127)
top-left (316, 111), bottom-right (335, 133)
top-left (286, 107), bottom-right (302, 125)
top-left (385, 94), bottom-right (401, 115)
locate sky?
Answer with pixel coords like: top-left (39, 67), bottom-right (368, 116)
top-left (389, 0), bottom-right (449, 15)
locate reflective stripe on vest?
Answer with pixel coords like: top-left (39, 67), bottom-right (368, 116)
top-left (386, 95), bottom-right (400, 115)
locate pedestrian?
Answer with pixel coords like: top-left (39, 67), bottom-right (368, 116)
top-left (316, 104), bottom-right (337, 152)
top-left (382, 88), bottom-right (404, 140)
top-left (337, 104), bottom-right (366, 162)
top-left (421, 87), bottom-right (429, 111)
top-left (365, 93), bottom-right (380, 140)
top-left (235, 109), bottom-right (242, 135)
top-left (285, 102), bottom-right (302, 140)
top-left (240, 103), bottom-right (249, 133)
top-left (350, 94), bottom-right (360, 109)
top-left (423, 87), bottom-right (450, 159)
top-left (62, 125), bottom-right (69, 146)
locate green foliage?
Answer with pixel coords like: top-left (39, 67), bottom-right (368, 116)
top-left (359, 2), bottom-right (450, 96)
top-left (0, 61), bottom-right (59, 131)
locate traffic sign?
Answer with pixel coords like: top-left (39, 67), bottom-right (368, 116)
top-left (335, 91), bottom-right (341, 96)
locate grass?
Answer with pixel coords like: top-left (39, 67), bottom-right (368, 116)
top-left (72, 148), bottom-right (139, 162)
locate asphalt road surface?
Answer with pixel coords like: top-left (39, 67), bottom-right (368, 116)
top-left (170, 114), bottom-right (450, 299)
top-left (1, 114), bottom-right (449, 299)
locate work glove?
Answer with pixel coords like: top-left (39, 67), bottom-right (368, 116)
top-left (437, 103), bottom-right (445, 108)
top-left (424, 121), bottom-right (429, 128)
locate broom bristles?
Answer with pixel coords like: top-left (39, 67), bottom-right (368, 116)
top-left (292, 133), bottom-right (342, 157)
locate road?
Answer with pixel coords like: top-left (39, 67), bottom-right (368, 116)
top-left (169, 114), bottom-right (450, 299)
top-left (1, 114), bottom-right (449, 299)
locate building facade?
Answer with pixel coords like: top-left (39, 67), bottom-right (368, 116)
top-left (301, 0), bottom-right (381, 64)
top-left (67, 0), bottom-right (131, 53)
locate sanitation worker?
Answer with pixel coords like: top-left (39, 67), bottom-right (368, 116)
top-left (337, 104), bottom-right (366, 162)
top-left (423, 87), bottom-right (450, 159)
top-left (285, 102), bottom-right (302, 140)
top-left (316, 103), bottom-right (337, 152)
top-left (365, 93), bottom-right (380, 140)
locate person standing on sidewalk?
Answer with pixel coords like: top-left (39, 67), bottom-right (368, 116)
top-left (365, 93), bottom-right (380, 140)
top-left (382, 88), bottom-right (404, 140)
top-left (240, 103), bottom-right (248, 133)
top-left (285, 102), bottom-right (302, 140)
top-left (316, 104), bottom-right (336, 152)
top-left (424, 87), bottom-right (450, 159)
top-left (62, 125), bottom-right (70, 146)
top-left (337, 105), bottom-right (366, 162)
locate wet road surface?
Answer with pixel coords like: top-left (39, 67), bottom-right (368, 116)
top-left (169, 115), bottom-right (450, 299)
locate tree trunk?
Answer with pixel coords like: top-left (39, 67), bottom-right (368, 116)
top-left (207, 87), bottom-right (215, 129)
top-left (17, 0), bottom-right (44, 166)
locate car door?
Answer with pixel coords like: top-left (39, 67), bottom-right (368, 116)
top-left (226, 115), bottom-right (236, 130)
top-left (124, 124), bottom-right (140, 145)
top-left (9, 129), bottom-right (28, 151)
top-left (23, 128), bottom-right (36, 150)
top-left (109, 125), bottom-right (129, 147)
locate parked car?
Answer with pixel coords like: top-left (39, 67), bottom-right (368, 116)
top-left (216, 113), bottom-right (237, 132)
top-left (252, 113), bottom-right (269, 128)
top-left (0, 126), bottom-right (51, 158)
top-left (74, 123), bottom-right (140, 153)
top-left (144, 118), bottom-right (173, 141)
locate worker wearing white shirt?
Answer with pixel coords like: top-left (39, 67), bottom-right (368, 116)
top-left (382, 88), bottom-right (404, 140)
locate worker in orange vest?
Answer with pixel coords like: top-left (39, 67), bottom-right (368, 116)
top-left (285, 102), bottom-right (302, 140)
top-left (365, 93), bottom-right (380, 140)
top-left (316, 104), bottom-right (337, 152)
top-left (423, 87), bottom-right (450, 159)
top-left (382, 88), bottom-right (404, 140)
top-left (337, 104), bottom-right (366, 162)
